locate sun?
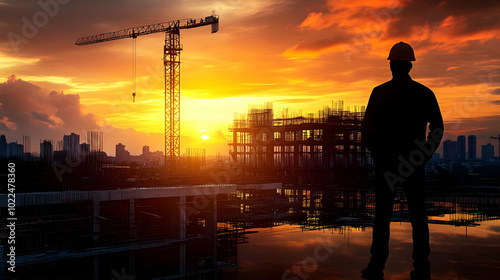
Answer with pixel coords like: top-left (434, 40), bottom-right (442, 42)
top-left (201, 135), bottom-right (209, 140)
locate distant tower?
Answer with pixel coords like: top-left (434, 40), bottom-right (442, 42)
top-left (142, 145), bottom-right (150, 157)
top-left (87, 131), bottom-right (103, 152)
top-left (64, 133), bottom-right (80, 157)
top-left (0, 135), bottom-right (7, 158)
top-left (40, 140), bottom-right (53, 162)
top-left (467, 135), bottom-right (476, 160)
top-left (56, 140), bottom-right (63, 151)
top-left (481, 143), bottom-right (494, 162)
top-left (457, 135), bottom-right (466, 161)
top-left (116, 143), bottom-right (130, 162)
top-left (79, 143), bottom-right (90, 157)
top-left (7, 142), bottom-right (23, 158)
top-left (23, 135), bottom-right (31, 154)
top-left (443, 140), bottom-right (457, 161)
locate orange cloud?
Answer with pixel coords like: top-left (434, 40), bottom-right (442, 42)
top-left (1, 0), bottom-right (500, 156)
top-left (299, 12), bottom-right (336, 30)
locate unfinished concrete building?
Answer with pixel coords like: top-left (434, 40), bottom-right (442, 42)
top-left (0, 185), bottom-right (241, 279)
top-left (229, 102), bottom-right (370, 186)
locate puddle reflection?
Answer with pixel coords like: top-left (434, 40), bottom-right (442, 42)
top-left (2, 185), bottom-right (499, 279)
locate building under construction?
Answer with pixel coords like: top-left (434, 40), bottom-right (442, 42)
top-left (0, 185), bottom-right (242, 279)
top-left (229, 102), bottom-right (371, 186)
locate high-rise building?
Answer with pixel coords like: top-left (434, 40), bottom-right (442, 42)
top-left (481, 143), bottom-right (495, 162)
top-left (40, 140), bottom-right (53, 162)
top-left (79, 143), bottom-right (90, 158)
top-left (87, 131), bottom-right (103, 152)
top-left (443, 140), bottom-right (458, 161)
top-left (116, 143), bottom-right (130, 162)
top-left (7, 142), bottom-right (23, 158)
top-left (0, 135), bottom-right (7, 158)
top-left (457, 135), bottom-right (466, 161)
top-left (23, 135), bottom-right (31, 154)
top-left (142, 145), bottom-right (150, 157)
top-left (56, 140), bottom-right (63, 151)
top-left (63, 133), bottom-right (80, 157)
top-left (467, 135), bottom-right (476, 160)
top-left (229, 103), bottom-right (368, 184)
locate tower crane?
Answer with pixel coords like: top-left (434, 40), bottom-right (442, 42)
top-left (76, 15), bottom-right (219, 173)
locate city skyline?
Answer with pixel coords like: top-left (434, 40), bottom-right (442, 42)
top-left (0, 1), bottom-right (500, 156)
top-left (1, 125), bottom-right (497, 162)
top-left (0, 104), bottom-right (499, 158)
top-left (443, 136), bottom-right (497, 162)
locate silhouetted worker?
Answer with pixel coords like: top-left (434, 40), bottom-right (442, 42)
top-left (361, 42), bottom-right (444, 280)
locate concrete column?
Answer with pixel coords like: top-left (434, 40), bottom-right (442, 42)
top-left (129, 251), bottom-right (136, 276)
top-left (209, 195), bottom-right (218, 268)
top-left (179, 196), bottom-right (186, 275)
top-left (93, 199), bottom-right (100, 241)
top-left (179, 196), bottom-right (186, 239)
top-left (93, 255), bottom-right (99, 280)
top-left (129, 198), bottom-right (136, 238)
top-left (205, 195), bottom-right (217, 237)
top-left (204, 195), bottom-right (218, 280)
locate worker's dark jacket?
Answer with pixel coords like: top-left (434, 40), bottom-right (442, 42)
top-left (361, 74), bottom-right (444, 166)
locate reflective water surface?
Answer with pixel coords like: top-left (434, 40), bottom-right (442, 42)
top-left (236, 187), bottom-right (500, 280)
top-left (238, 219), bottom-right (500, 280)
top-left (2, 185), bottom-right (499, 279)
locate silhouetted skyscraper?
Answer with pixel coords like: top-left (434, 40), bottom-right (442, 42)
top-left (443, 140), bottom-right (457, 161)
top-left (142, 145), bottom-right (150, 157)
top-left (87, 131), bottom-right (103, 152)
top-left (7, 142), bottom-right (23, 158)
top-left (40, 140), bottom-right (53, 162)
top-left (457, 135), bottom-right (466, 161)
top-left (481, 143), bottom-right (494, 162)
top-left (467, 135), bottom-right (476, 160)
top-left (63, 133), bottom-right (80, 157)
top-left (116, 143), bottom-right (130, 162)
top-left (56, 140), bottom-right (63, 151)
top-left (0, 135), bottom-right (7, 158)
top-left (23, 135), bottom-right (31, 154)
top-left (79, 143), bottom-right (90, 159)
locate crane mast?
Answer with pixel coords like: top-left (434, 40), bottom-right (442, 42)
top-left (76, 15), bottom-right (219, 173)
top-left (164, 28), bottom-right (182, 173)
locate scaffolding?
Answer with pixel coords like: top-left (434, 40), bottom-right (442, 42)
top-left (229, 102), bottom-right (369, 186)
top-left (0, 185), bottom-right (240, 279)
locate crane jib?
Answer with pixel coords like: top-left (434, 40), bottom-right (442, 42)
top-left (75, 15), bottom-right (219, 46)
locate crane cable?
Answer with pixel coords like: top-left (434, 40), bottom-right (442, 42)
top-left (132, 37), bottom-right (137, 102)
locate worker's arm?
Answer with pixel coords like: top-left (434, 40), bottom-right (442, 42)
top-left (361, 88), bottom-right (378, 154)
top-left (425, 89), bottom-right (444, 160)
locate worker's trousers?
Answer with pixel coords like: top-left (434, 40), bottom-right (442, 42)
top-left (369, 162), bottom-right (431, 272)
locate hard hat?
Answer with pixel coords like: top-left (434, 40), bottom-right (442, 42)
top-left (387, 42), bottom-right (415, 61)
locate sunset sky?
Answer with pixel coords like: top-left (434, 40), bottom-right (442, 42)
top-left (1, 0), bottom-right (499, 156)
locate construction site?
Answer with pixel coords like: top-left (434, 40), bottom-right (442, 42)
top-left (229, 102), bottom-right (371, 186)
top-left (0, 185), bottom-right (248, 279)
top-left (5, 182), bottom-right (499, 279)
